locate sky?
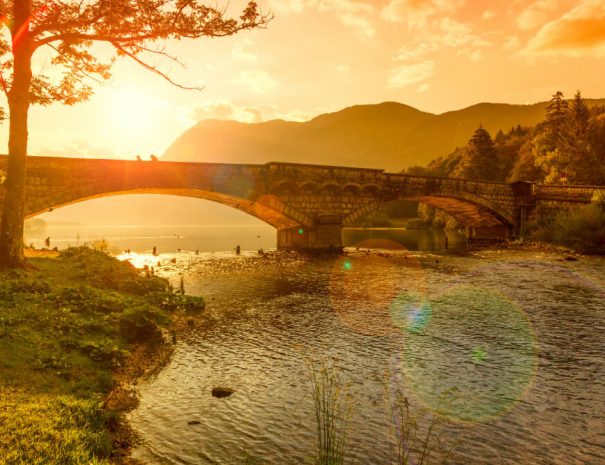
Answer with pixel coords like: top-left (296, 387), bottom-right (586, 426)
top-left (1, 0), bottom-right (605, 162)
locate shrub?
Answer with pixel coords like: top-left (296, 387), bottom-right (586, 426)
top-left (116, 306), bottom-right (166, 345)
top-left (531, 204), bottom-right (605, 253)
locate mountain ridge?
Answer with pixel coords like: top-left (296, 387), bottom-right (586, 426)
top-left (163, 99), bottom-right (605, 171)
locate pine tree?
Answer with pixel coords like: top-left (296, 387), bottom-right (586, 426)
top-left (558, 91), bottom-right (592, 182)
top-left (545, 91), bottom-right (568, 149)
top-left (452, 126), bottom-right (498, 180)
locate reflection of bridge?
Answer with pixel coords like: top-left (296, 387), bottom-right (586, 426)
top-left (0, 156), bottom-right (601, 251)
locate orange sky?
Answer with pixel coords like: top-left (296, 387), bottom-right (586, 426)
top-left (2, 0), bottom-right (605, 160)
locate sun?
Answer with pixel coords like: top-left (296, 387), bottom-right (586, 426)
top-left (105, 88), bottom-right (159, 135)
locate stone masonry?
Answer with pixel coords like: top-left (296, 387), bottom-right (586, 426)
top-left (0, 156), bottom-right (601, 251)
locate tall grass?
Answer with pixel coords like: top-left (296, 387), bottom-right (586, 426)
top-left (387, 387), bottom-right (457, 465)
top-left (307, 360), bottom-right (354, 465)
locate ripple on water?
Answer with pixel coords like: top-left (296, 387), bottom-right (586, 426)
top-left (129, 250), bottom-right (605, 465)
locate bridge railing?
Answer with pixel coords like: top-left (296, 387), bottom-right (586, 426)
top-left (534, 184), bottom-right (603, 202)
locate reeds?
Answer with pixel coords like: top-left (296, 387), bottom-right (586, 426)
top-left (387, 386), bottom-right (458, 465)
top-left (307, 360), bottom-right (354, 465)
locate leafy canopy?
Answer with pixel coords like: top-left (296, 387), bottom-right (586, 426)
top-left (0, 0), bottom-right (270, 105)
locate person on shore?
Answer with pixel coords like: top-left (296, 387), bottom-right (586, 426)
top-left (152, 246), bottom-right (158, 256)
top-left (235, 245), bottom-right (241, 255)
top-left (44, 237), bottom-right (50, 248)
top-left (444, 235), bottom-right (449, 250)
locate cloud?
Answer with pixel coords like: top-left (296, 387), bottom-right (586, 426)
top-left (232, 39), bottom-right (258, 62)
top-left (524, 0), bottom-right (605, 57)
top-left (503, 35), bottom-right (522, 51)
top-left (268, 0), bottom-right (377, 37)
top-left (389, 61), bottom-right (435, 88)
top-left (438, 17), bottom-right (491, 53)
top-left (482, 9), bottom-right (495, 20)
top-left (35, 139), bottom-right (116, 159)
top-left (516, 0), bottom-right (560, 31)
top-left (275, 109), bottom-right (311, 122)
top-left (232, 70), bottom-right (280, 93)
top-left (393, 18), bottom-right (490, 62)
top-left (319, 0), bottom-right (377, 37)
top-left (381, 0), bottom-right (465, 28)
top-left (190, 100), bottom-right (265, 124)
top-left (268, 0), bottom-right (316, 14)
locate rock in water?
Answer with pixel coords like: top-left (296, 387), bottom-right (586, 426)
top-left (212, 387), bottom-right (234, 398)
top-left (187, 420), bottom-right (201, 425)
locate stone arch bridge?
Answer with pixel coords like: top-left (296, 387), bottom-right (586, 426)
top-left (0, 156), bottom-right (601, 251)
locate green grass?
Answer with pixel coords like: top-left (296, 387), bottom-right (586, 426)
top-left (0, 247), bottom-right (204, 464)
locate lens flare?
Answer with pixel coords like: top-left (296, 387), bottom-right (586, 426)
top-left (329, 239), bottom-right (427, 336)
top-left (390, 291), bottom-right (432, 334)
top-left (401, 285), bottom-right (538, 423)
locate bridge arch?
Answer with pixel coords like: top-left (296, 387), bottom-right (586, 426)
top-left (25, 188), bottom-right (313, 231)
top-left (343, 192), bottom-right (515, 229)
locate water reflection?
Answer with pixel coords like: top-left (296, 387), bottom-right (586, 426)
top-left (129, 249), bottom-right (605, 465)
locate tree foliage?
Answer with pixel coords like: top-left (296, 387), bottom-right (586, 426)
top-left (0, 0), bottom-right (270, 268)
top-left (0, 0), bottom-right (269, 104)
top-left (408, 90), bottom-right (605, 185)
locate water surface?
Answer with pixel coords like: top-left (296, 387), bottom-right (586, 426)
top-left (127, 246), bottom-right (605, 465)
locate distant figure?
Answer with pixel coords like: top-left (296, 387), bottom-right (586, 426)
top-left (44, 237), bottom-right (50, 248)
top-left (48, 207), bottom-right (53, 212)
top-left (136, 155), bottom-right (142, 161)
top-left (150, 154), bottom-right (158, 162)
top-left (444, 235), bottom-right (449, 250)
top-left (258, 248), bottom-right (264, 255)
top-left (235, 245), bottom-right (241, 255)
top-left (152, 246), bottom-right (158, 256)
top-left (195, 249), bottom-right (199, 255)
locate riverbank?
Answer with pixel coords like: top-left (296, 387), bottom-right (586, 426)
top-left (0, 247), bottom-right (204, 464)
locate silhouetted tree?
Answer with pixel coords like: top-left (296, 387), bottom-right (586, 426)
top-left (0, 0), bottom-right (270, 268)
top-left (452, 126), bottom-right (498, 180)
top-left (545, 91), bottom-right (568, 148)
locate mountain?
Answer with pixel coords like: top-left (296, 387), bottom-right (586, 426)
top-left (162, 100), bottom-right (605, 171)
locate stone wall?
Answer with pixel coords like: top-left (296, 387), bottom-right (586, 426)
top-left (0, 156), bottom-right (601, 251)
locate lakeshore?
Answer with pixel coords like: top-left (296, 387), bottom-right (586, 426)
top-left (0, 248), bottom-right (203, 465)
top-left (1, 241), bottom-right (603, 464)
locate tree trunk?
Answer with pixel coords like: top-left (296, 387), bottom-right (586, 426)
top-left (0, 0), bottom-right (33, 268)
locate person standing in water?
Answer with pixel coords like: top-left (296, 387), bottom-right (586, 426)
top-left (235, 245), bottom-right (241, 255)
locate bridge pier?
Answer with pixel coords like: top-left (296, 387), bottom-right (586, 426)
top-left (277, 223), bottom-right (343, 253)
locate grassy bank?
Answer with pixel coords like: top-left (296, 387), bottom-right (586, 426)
top-left (0, 247), bottom-right (204, 464)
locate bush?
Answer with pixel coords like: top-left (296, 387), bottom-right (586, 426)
top-left (116, 306), bottom-right (167, 345)
top-left (532, 204), bottom-right (605, 253)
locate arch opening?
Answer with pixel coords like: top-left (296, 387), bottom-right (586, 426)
top-left (24, 192), bottom-right (293, 253)
top-left (344, 195), bottom-right (514, 230)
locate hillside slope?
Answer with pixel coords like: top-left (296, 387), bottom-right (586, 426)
top-left (162, 99), bottom-right (605, 171)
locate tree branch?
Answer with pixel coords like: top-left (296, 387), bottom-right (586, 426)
top-left (112, 41), bottom-right (202, 90)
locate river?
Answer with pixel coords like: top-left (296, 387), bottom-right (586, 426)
top-left (26, 226), bottom-right (605, 464)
